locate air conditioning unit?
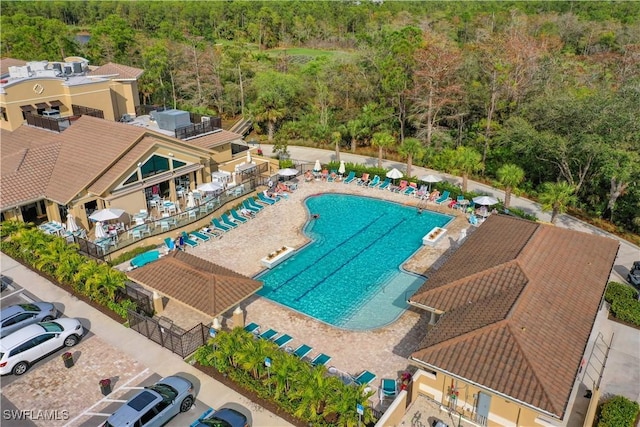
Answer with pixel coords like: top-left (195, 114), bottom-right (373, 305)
top-left (201, 116), bottom-right (211, 123)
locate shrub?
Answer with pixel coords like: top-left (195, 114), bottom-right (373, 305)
top-left (597, 395), bottom-right (639, 427)
top-left (107, 299), bottom-right (138, 319)
top-left (605, 282), bottom-right (640, 327)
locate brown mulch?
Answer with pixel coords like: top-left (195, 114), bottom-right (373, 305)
top-left (193, 363), bottom-right (307, 427)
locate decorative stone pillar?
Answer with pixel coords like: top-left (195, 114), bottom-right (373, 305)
top-left (232, 306), bottom-right (244, 328)
top-left (152, 291), bottom-right (164, 314)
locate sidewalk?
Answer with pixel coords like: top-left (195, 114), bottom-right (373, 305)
top-left (0, 255), bottom-right (293, 427)
top-left (259, 144), bottom-right (639, 283)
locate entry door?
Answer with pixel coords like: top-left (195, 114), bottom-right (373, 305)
top-left (476, 392), bottom-right (491, 426)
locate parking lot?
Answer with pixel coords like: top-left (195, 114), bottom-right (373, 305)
top-left (0, 275), bottom-right (253, 427)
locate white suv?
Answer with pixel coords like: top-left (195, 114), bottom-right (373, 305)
top-left (0, 318), bottom-right (83, 375)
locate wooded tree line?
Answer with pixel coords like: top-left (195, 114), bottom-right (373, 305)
top-left (2, 1), bottom-right (639, 234)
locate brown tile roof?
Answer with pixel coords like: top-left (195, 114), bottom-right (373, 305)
top-left (184, 129), bottom-right (243, 149)
top-left (0, 126), bottom-right (59, 156)
top-left (127, 250), bottom-right (262, 318)
top-left (1, 57), bottom-right (27, 75)
top-left (45, 115), bottom-right (147, 205)
top-left (1, 144), bottom-right (60, 209)
top-left (88, 62), bottom-right (144, 79)
top-left (409, 215), bottom-right (619, 418)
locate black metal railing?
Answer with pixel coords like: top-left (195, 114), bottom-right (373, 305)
top-left (71, 104), bottom-right (104, 118)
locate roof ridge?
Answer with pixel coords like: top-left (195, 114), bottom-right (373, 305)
top-left (170, 251), bottom-right (217, 283)
top-left (507, 322), bottom-right (558, 413)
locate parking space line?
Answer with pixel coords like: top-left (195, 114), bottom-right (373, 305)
top-left (83, 412), bottom-right (110, 417)
top-left (0, 289), bottom-right (24, 300)
top-left (63, 368), bottom-right (150, 427)
top-left (121, 386), bottom-right (145, 390)
top-left (102, 399), bottom-right (127, 403)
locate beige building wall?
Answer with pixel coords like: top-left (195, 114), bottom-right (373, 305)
top-left (411, 369), bottom-right (554, 427)
top-left (108, 80), bottom-right (139, 119)
top-left (108, 191), bottom-right (146, 216)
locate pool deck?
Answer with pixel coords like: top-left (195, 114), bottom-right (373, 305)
top-left (176, 178), bottom-right (470, 406)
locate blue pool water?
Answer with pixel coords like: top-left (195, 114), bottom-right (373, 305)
top-left (256, 194), bottom-right (453, 330)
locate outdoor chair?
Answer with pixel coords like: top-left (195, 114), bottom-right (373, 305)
top-left (310, 353), bottom-right (332, 367)
top-left (380, 378), bottom-right (398, 403)
top-left (353, 370), bottom-right (377, 386)
top-left (259, 328), bottom-right (278, 340)
top-left (273, 334), bottom-right (293, 348)
top-left (244, 322), bottom-right (260, 334)
top-left (292, 344), bottom-right (313, 359)
top-left (343, 171), bottom-right (356, 184)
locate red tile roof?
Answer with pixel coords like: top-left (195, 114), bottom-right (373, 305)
top-left (1, 57), bottom-right (27, 75)
top-left (88, 62), bottom-right (144, 79)
top-left (409, 215), bottom-right (618, 418)
top-left (127, 250), bottom-right (262, 317)
top-left (185, 129), bottom-right (244, 149)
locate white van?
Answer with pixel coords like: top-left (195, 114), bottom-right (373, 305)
top-left (42, 110), bottom-right (60, 119)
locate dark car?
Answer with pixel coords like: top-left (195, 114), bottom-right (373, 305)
top-left (191, 408), bottom-right (250, 427)
top-left (627, 261), bottom-right (640, 288)
top-left (1, 302), bottom-right (58, 338)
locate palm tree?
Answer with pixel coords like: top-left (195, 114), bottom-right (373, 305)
top-left (0, 220), bottom-right (34, 239)
top-left (371, 131), bottom-right (395, 169)
top-left (73, 260), bottom-right (102, 295)
top-left (237, 337), bottom-right (275, 380)
top-left (213, 328), bottom-right (252, 370)
top-left (399, 137), bottom-right (425, 178)
top-left (13, 228), bottom-right (49, 265)
top-left (267, 351), bottom-right (301, 400)
top-left (496, 164), bottom-right (525, 208)
top-left (331, 131), bottom-right (342, 162)
top-left (94, 265), bottom-right (126, 303)
top-left (346, 119), bottom-right (363, 153)
top-left (33, 238), bottom-right (71, 275)
top-left (291, 365), bottom-right (336, 421)
top-left (539, 181), bottom-right (577, 224)
top-left (54, 252), bottom-right (84, 285)
top-left (325, 382), bottom-right (376, 427)
top-left (451, 146), bottom-right (483, 192)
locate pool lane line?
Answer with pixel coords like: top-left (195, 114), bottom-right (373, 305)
top-left (293, 217), bottom-right (405, 302)
top-left (269, 213), bottom-right (389, 292)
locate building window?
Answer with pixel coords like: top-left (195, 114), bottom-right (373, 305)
top-left (140, 155), bottom-right (170, 179)
top-left (172, 159), bottom-right (186, 169)
top-left (123, 171), bottom-right (139, 185)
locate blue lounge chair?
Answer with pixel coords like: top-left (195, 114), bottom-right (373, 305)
top-left (130, 250), bottom-right (160, 268)
top-left (164, 237), bottom-right (175, 251)
top-left (380, 378), bottom-right (398, 402)
top-left (343, 171), bottom-right (356, 184)
top-left (403, 183), bottom-right (417, 196)
top-left (435, 190), bottom-right (451, 205)
top-left (243, 200), bottom-right (261, 214)
top-left (190, 230), bottom-right (210, 241)
top-left (231, 210), bottom-right (248, 223)
top-left (356, 173), bottom-right (370, 186)
top-left (211, 218), bottom-right (231, 232)
top-left (181, 232), bottom-right (198, 248)
top-left (310, 353), bottom-right (332, 367)
top-left (221, 214), bottom-right (238, 228)
top-left (292, 344), bottom-right (313, 358)
top-left (244, 322), bottom-right (260, 334)
top-left (258, 192), bottom-right (276, 205)
top-left (247, 198), bottom-right (265, 211)
top-left (273, 334), bottom-right (293, 348)
top-left (327, 170), bottom-right (338, 182)
top-left (368, 175), bottom-right (381, 187)
top-left (259, 328), bottom-right (278, 340)
top-left (353, 370), bottom-right (377, 386)
top-left (378, 178), bottom-right (391, 190)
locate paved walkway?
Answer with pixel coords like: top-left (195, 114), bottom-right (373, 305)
top-left (0, 255), bottom-right (293, 427)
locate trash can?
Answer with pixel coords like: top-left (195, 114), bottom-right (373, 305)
top-left (99, 379), bottom-right (112, 396)
top-left (62, 352), bottom-right (74, 368)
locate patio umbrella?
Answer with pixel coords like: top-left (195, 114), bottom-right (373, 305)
top-left (472, 195), bottom-right (499, 206)
top-left (386, 168), bottom-right (403, 184)
top-left (338, 160), bottom-right (346, 175)
top-left (95, 222), bottom-right (107, 239)
top-left (186, 192), bottom-right (196, 209)
top-left (419, 174), bottom-right (442, 191)
top-left (198, 182), bottom-right (223, 193)
top-left (278, 168), bottom-right (299, 177)
top-left (89, 208), bottom-right (126, 222)
top-left (66, 214), bottom-right (79, 233)
top-left (313, 160), bottom-right (322, 172)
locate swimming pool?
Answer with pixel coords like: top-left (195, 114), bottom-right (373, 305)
top-left (256, 194), bottom-right (453, 330)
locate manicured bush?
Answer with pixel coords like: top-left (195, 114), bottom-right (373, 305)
top-left (605, 282), bottom-right (640, 327)
top-left (597, 395), bottom-right (639, 427)
top-left (194, 328), bottom-right (376, 426)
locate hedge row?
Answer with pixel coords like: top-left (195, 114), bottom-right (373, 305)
top-left (597, 395), bottom-right (640, 427)
top-left (604, 282), bottom-right (640, 327)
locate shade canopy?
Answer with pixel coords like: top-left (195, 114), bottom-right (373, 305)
top-left (198, 182), bottom-right (223, 192)
top-left (473, 196), bottom-right (499, 206)
top-left (89, 208), bottom-right (126, 222)
top-left (386, 168), bottom-right (403, 179)
top-left (278, 168), bottom-right (299, 177)
top-left (313, 160), bottom-right (322, 172)
top-left (419, 174), bottom-right (442, 183)
top-left (338, 161), bottom-right (346, 175)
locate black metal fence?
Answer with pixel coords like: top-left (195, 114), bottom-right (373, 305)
top-left (119, 281), bottom-right (154, 316)
top-left (25, 113), bottom-right (62, 132)
top-left (175, 118), bottom-right (222, 140)
top-left (71, 104), bottom-right (104, 118)
top-left (72, 235), bottom-right (106, 261)
top-left (127, 310), bottom-right (209, 358)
